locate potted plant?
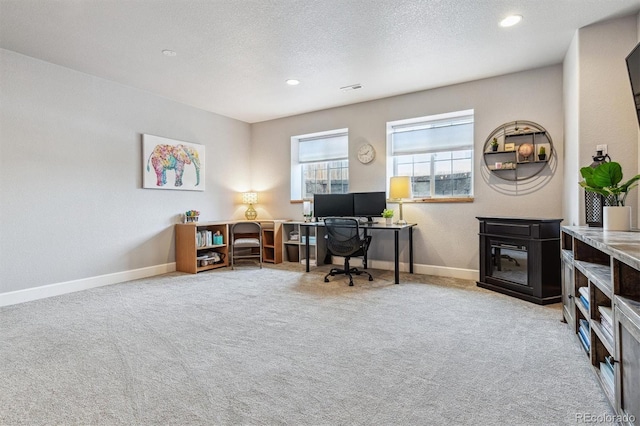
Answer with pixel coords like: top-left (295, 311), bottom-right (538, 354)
top-left (382, 208), bottom-right (394, 225)
top-left (490, 137), bottom-right (499, 152)
top-left (579, 161), bottom-right (640, 230)
top-left (538, 146), bottom-right (546, 161)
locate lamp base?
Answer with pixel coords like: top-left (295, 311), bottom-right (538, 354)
top-left (245, 205), bottom-right (257, 220)
top-left (395, 219), bottom-right (407, 225)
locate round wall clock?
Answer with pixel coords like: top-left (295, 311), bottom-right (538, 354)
top-left (357, 143), bottom-right (376, 164)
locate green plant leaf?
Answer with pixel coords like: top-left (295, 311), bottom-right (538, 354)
top-left (619, 174), bottom-right (640, 193)
top-left (580, 167), bottom-right (599, 188)
top-left (591, 162), bottom-right (623, 188)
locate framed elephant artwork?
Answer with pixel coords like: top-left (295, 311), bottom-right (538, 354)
top-left (143, 134), bottom-right (205, 191)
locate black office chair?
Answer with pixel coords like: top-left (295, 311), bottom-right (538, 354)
top-left (323, 217), bottom-right (373, 286)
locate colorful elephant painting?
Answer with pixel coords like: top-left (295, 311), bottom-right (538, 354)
top-left (146, 143), bottom-right (201, 187)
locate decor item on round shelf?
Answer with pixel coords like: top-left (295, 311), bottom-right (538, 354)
top-left (518, 143), bottom-right (534, 161)
top-left (538, 146), bottom-right (546, 161)
top-left (490, 138), bottom-right (499, 152)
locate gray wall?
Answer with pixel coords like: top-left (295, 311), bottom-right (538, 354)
top-left (562, 14), bottom-right (640, 228)
top-left (251, 66), bottom-right (565, 276)
top-left (0, 49), bottom-right (251, 294)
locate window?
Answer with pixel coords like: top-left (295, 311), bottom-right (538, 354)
top-left (291, 129), bottom-right (349, 200)
top-left (387, 110), bottom-right (474, 198)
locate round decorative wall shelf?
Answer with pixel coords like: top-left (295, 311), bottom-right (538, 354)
top-left (482, 120), bottom-right (554, 182)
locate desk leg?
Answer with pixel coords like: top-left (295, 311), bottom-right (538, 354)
top-left (363, 228), bottom-right (368, 269)
top-left (304, 226), bottom-right (310, 272)
top-left (394, 230), bottom-right (400, 284)
top-left (409, 226), bottom-right (414, 274)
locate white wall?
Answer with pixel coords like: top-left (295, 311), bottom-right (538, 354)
top-left (577, 15), bottom-right (638, 226)
top-left (251, 66), bottom-right (565, 277)
top-left (562, 32), bottom-right (581, 226)
top-left (563, 13), bottom-right (640, 228)
top-left (0, 49), bottom-right (251, 297)
top-left (637, 12), bottom-right (640, 226)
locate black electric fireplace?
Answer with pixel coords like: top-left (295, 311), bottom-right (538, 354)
top-left (477, 217), bottom-right (562, 305)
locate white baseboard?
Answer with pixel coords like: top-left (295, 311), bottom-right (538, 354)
top-left (0, 263), bottom-right (176, 307)
top-left (329, 258), bottom-right (479, 281)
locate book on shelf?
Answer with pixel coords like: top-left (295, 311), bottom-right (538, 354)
top-left (578, 286), bottom-right (589, 298)
top-left (605, 355), bottom-right (616, 372)
top-left (599, 306), bottom-right (612, 324)
top-left (578, 328), bottom-right (590, 352)
top-left (600, 361), bottom-right (615, 393)
top-left (579, 295), bottom-right (590, 310)
top-left (578, 319), bottom-right (590, 352)
top-left (578, 287), bottom-right (589, 309)
top-left (196, 230), bottom-right (213, 247)
top-left (598, 306), bottom-right (614, 339)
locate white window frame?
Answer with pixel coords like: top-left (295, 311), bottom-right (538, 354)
top-left (386, 110), bottom-right (474, 199)
top-left (291, 128), bottom-right (349, 201)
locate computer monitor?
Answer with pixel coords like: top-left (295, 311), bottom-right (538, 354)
top-left (313, 193), bottom-right (354, 219)
top-left (353, 191), bottom-right (387, 222)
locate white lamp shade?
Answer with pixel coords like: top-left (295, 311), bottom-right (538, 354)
top-left (242, 192), bottom-right (258, 204)
top-left (389, 176), bottom-right (412, 200)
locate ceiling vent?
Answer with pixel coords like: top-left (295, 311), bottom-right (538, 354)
top-left (340, 83), bottom-right (363, 92)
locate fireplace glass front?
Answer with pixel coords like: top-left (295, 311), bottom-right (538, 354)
top-left (489, 241), bottom-right (529, 286)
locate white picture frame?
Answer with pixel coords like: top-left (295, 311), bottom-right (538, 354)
top-left (143, 134), bottom-right (205, 191)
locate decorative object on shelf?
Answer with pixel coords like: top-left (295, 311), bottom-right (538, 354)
top-left (382, 208), bottom-right (394, 225)
top-left (482, 120), bottom-right (554, 182)
top-left (357, 143), bottom-right (376, 164)
top-left (143, 134), bottom-right (205, 191)
top-left (389, 176), bottom-right (412, 224)
top-left (242, 192), bottom-right (258, 220)
top-left (580, 159), bottom-right (640, 231)
top-left (518, 143), bottom-right (534, 161)
top-left (490, 138), bottom-right (499, 152)
top-left (538, 146), bottom-right (546, 161)
top-left (213, 231), bottom-right (223, 245)
top-left (185, 210), bottom-right (200, 222)
top-left (582, 151), bottom-right (616, 227)
top-left (303, 200), bottom-right (313, 222)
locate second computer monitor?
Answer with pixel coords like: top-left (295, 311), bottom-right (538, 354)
top-left (353, 191), bottom-right (387, 222)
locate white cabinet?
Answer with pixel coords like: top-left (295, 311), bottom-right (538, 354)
top-left (282, 222), bottom-right (326, 266)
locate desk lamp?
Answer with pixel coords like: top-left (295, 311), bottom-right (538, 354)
top-left (389, 176), bottom-right (412, 225)
top-left (242, 192), bottom-right (258, 220)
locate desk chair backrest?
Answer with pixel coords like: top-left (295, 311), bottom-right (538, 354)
top-left (324, 217), bottom-right (370, 257)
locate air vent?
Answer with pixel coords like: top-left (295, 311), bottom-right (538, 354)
top-left (340, 84), bottom-right (363, 92)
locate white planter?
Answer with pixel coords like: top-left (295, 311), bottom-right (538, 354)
top-left (603, 206), bottom-right (632, 231)
top-left (385, 217), bottom-right (393, 225)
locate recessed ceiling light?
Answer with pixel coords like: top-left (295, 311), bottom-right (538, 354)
top-left (286, 79), bottom-right (300, 85)
top-left (500, 15), bottom-right (522, 27)
top-left (162, 49), bottom-right (177, 57)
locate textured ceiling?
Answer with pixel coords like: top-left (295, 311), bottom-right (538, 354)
top-left (1, 0), bottom-right (639, 123)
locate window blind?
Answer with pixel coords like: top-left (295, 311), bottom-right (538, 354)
top-left (298, 133), bottom-right (348, 163)
top-left (391, 118), bottom-right (473, 155)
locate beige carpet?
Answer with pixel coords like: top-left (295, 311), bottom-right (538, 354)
top-left (0, 264), bottom-right (615, 425)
